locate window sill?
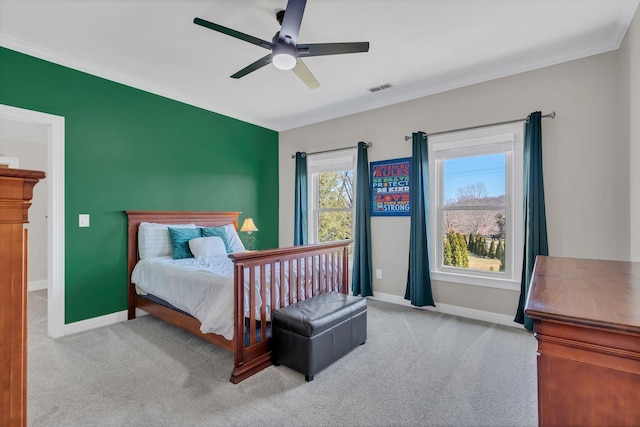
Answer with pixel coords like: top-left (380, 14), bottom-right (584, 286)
top-left (430, 271), bottom-right (520, 291)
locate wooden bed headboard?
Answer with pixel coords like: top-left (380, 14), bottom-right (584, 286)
top-left (125, 210), bottom-right (240, 232)
top-left (125, 210), bottom-right (241, 308)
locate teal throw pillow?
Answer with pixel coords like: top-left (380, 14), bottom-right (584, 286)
top-left (167, 227), bottom-right (202, 259)
top-left (200, 226), bottom-right (232, 253)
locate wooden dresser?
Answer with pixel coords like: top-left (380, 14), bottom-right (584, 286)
top-left (0, 168), bottom-right (45, 427)
top-left (525, 256), bottom-right (640, 427)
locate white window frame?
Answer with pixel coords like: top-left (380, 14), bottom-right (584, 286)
top-left (307, 149), bottom-right (357, 244)
top-left (428, 123), bottom-right (524, 290)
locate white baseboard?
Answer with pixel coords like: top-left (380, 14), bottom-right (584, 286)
top-left (371, 291), bottom-right (521, 329)
top-left (28, 280), bottom-right (48, 292)
top-left (60, 294), bottom-right (518, 336)
top-left (64, 310), bottom-right (129, 335)
top-left (63, 308), bottom-right (149, 336)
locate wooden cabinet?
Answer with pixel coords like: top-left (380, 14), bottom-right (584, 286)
top-left (525, 256), bottom-right (640, 427)
top-left (0, 168), bottom-right (45, 427)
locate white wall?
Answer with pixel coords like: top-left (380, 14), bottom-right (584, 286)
top-left (623, 7), bottom-right (640, 261)
top-left (280, 45), bottom-right (631, 317)
top-left (0, 136), bottom-right (48, 285)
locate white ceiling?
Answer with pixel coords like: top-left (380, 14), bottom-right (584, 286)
top-left (0, 0), bottom-right (638, 131)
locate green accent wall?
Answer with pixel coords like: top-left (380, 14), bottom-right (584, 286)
top-left (0, 47), bottom-right (279, 324)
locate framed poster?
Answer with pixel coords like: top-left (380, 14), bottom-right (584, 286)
top-left (370, 157), bottom-right (411, 216)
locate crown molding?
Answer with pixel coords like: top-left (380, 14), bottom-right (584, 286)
top-left (0, 35), bottom-right (275, 130)
top-left (275, 33), bottom-right (623, 131)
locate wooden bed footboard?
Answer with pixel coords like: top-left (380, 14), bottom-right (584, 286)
top-left (228, 240), bottom-right (352, 383)
top-left (125, 210), bottom-right (352, 383)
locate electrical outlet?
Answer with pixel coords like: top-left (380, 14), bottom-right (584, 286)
top-left (375, 269), bottom-right (382, 279)
top-left (79, 214), bottom-right (90, 228)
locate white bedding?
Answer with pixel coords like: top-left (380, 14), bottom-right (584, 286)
top-left (132, 256), bottom-right (237, 339)
top-left (131, 255), bottom-right (337, 340)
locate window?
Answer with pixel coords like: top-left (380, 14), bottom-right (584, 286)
top-left (428, 123), bottom-right (523, 289)
top-left (307, 150), bottom-right (357, 244)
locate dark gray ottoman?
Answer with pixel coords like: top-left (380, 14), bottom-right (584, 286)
top-left (272, 292), bottom-right (367, 381)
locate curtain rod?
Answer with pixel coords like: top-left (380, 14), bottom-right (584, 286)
top-left (403, 111), bottom-right (556, 141)
top-left (291, 141), bottom-right (372, 158)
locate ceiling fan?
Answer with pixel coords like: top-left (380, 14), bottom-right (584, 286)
top-left (193, 0), bottom-right (369, 89)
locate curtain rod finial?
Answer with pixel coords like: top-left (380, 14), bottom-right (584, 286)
top-left (404, 133), bottom-right (427, 141)
top-left (549, 111), bottom-right (556, 119)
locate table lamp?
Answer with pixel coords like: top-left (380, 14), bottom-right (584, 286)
top-left (240, 218), bottom-right (258, 250)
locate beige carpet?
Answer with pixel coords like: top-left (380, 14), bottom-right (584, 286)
top-left (28, 289), bottom-right (538, 427)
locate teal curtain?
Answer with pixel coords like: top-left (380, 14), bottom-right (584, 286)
top-left (405, 132), bottom-right (435, 307)
top-left (515, 112), bottom-right (548, 330)
top-left (352, 142), bottom-right (373, 297)
top-left (294, 152), bottom-right (308, 246)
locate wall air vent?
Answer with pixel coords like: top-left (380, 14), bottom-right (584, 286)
top-left (369, 83), bottom-right (393, 93)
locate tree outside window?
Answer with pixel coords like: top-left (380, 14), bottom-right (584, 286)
top-left (307, 151), bottom-right (357, 246)
top-left (317, 170), bottom-right (353, 242)
top-left (443, 181), bottom-right (506, 272)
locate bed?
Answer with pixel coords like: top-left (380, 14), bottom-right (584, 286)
top-left (126, 210), bottom-right (352, 383)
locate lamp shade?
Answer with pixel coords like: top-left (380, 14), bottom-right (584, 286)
top-left (240, 218), bottom-right (258, 233)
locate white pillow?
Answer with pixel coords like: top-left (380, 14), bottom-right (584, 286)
top-left (138, 222), bottom-right (196, 259)
top-left (224, 223), bottom-right (246, 253)
top-left (188, 236), bottom-right (227, 258)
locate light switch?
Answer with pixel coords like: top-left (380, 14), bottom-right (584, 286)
top-left (376, 269), bottom-right (382, 279)
top-left (79, 214), bottom-right (90, 228)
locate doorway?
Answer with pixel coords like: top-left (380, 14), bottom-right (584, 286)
top-left (0, 104), bottom-right (65, 338)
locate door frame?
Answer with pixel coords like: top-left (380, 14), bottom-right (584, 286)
top-left (0, 104), bottom-right (65, 338)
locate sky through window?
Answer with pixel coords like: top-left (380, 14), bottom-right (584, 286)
top-left (444, 153), bottom-right (505, 200)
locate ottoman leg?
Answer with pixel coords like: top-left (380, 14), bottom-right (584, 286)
top-left (305, 375), bottom-right (314, 382)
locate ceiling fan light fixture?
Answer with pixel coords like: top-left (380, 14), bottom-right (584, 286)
top-left (272, 43), bottom-right (298, 70)
top-left (193, 0), bottom-right (370, 88)
top-left (273, 53), bottom-right (297, 70)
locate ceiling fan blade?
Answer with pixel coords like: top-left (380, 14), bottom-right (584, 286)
top-left (194, 17), bottom-right (272, 50)
top-left (231, 54), bottom-right (272, 79)
top-left (297, 42), bottom-right (370, 57)
top-left (292, 59), bottom-right (319, 89)
top-left (279, 0), bottom-right (307, 44)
